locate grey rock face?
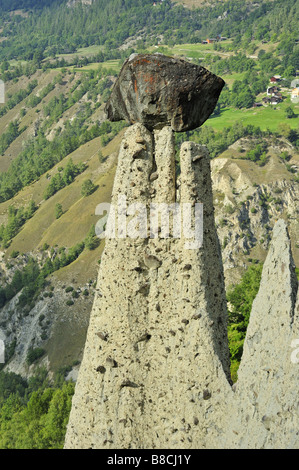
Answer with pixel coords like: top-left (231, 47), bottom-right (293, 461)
top-left (64, 124), bottom-right (231, 449)
top-left (105, 53), bottom-right (225, 132)
top-left (224, 220), bottom-right (299, 449)
top-left (65, 56), bottom-right (299, 448)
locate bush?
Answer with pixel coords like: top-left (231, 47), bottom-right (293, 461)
top-left (84, 224), bottom-right (100, 250)
top-left (224, 204), bottom-right (235, 215)
top-left (66, 300), bottom-right (74, 306)
top-left (55, 203), bottom-right (63, 219)
top-left (81, 179), bottom-right (96, 197)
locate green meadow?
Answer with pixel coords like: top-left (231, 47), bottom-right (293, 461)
top-left (205, 99), bottom-right (299, 132)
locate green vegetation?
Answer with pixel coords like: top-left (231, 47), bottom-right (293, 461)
top-left (241, 142), bottom-right (269, 166)
top-left (0, 230), bottom-right (98, 310)
top-left (0, 109), bottom-right (123, 203)
top-left (0, 0), bottom-right (298, 63)
top-left (84, 224), bottom-right (100, 250)
top-left (54, 203), bottom-right (63, 219)
top-left (0, 79), bottom-right (37, 118)
top-left (26, 348), bottom-right (46, 365)
top-left (175, 121), bottom-right (292, 160)
top-left (0, 121), bottom-right (23, 155)
top-left (0, 201), bottom-right (37, 248)
top-left (204, 104), bottom-right (299, 134)
top-left (227, 263), bottom-right (263, 382)
top-left (81, 179), bottom-right (96, 197)
top-left (44, 159), bottom-right (87, 200)
top-left (0, 67), bottom-right (127, 203)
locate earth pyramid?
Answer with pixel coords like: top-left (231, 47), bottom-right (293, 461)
top-left (64, 54), bottom-right (299, 449)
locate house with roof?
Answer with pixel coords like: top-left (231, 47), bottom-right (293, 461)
top-left (262, 97), bottom-right (271, 104)
top-left (270, 76), bottom-right (280, 83)
top-left (270, 95), bottom-right (282, 105)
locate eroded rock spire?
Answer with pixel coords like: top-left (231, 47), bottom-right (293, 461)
top-left (64, 123), bottom-right (232, 449)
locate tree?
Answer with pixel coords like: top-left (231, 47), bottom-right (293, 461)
top-left (227, 263), bottom-right (263, 382)
top-left (285, 106), bottom-right (296, 119)
top-left (277, 122), bottom-right (292, 138)
top-left (233, 89), bottom-right (255, 109)
top-left (81, 179), bottom-right (96, 197)
top-left (84, 224), bottom-right (100, 250)
top-left (98, 150), bottom-right (104, 163)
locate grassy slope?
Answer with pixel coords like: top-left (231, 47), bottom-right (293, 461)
top-left (4, 131), bottom-right (122, 256)
top-left (0, 67), bottom-right (124, 287)
top-left (0, 71), bottom-right (124, 372)
top-left (0, 36), bottom-right (297, 372)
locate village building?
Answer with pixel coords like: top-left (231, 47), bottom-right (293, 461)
top-left (267, 86), bottom-right (279, 96)
top-left (270, 76), bottom-right (281, 83)
top-left (291, 88), bottom-right (299, 100)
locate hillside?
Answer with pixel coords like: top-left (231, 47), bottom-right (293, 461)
top-left (0, 7), bottom-right (297, 373)
top-left (0, 60), bottom-right (297, 380)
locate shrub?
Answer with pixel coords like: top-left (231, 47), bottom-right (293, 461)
top-left (55, 203), bottom-right (63, 219)
top-left (81, 179), bottom-right (96, 197)
top-left (224, 204), bottom-right (235, 215)
top-left (84, 224), bottom-right (100, 250)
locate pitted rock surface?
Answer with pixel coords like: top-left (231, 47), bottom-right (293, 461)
top-left (64, 124), bottom-right (299, 449)
top-left (105, 53), bottom-right (225, 132)
top-left (64, 55), bottom-right (299, 449)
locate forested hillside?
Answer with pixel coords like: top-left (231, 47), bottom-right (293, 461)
top-left (0, 0), bottom-right (298, 448)
top-left (0, 0), bottom-right (298, 62)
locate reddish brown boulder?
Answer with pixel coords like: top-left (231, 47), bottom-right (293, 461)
top-left (105, 53), bottom-right (225, 132)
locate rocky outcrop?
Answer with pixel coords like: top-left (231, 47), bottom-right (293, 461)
top-left (223, 220), bottom-right (299, 449)
top-left (211, 155), bottom-right (299, 285)
top-left (65, 57), bottom-right (299, 449)
top-left (64, 124), bottom-right (231, 449)
top-left (105, 54), bottom-right (225, 132)
top-left (64, 123), bottom-right (299, 448)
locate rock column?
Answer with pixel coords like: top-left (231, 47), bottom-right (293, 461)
top-left (64, 123), bottom-right (232, 449)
